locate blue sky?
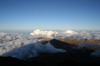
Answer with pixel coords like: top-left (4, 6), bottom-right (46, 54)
top-left (0, 0), bottom-right (100, 31)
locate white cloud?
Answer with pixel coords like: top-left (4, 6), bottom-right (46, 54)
top-left (0, 32), bottom-right (65, 59)
top-left (64, 30), bottom-right (77, 34)
top-left (30, 29), bottom-right (100, 40)
top-left (0, 30), bottom-right (100, 59)
top-left (30, 29), bottom-right (58, 38)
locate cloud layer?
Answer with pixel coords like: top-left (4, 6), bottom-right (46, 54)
top-left (0, 29), bottom-right (100, 59)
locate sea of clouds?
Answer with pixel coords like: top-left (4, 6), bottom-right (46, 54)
top-left (0, 29), bottom-right (100, 59)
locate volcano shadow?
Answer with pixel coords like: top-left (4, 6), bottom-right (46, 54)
top-left (50, 39), bottom-right (95, 57)
top-left (50, 39), bottom-right (78, 51)
top-left (0, 39), bottom-right (100, 65)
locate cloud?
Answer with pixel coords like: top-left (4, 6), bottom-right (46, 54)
top-left (30, 29), bottom-right (58, 38)
top-left (30, 29), bottom-right (100, 40)
top-left (0, 29), bottom-right (100, 59)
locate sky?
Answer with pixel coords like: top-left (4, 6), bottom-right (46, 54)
top-left (0, 0), bottom-right (100, 31)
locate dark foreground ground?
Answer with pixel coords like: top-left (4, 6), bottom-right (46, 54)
top-left (0, 53), bottom-right (100, 66)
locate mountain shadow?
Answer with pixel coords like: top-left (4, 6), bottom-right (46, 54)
top-left (0, 39), bottom-right (100, 65)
